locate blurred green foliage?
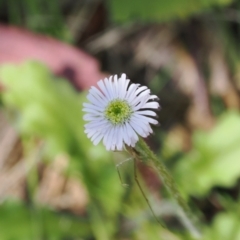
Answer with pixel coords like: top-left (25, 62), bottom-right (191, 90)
top-left (204, 206), bottom-right (240, 240)
top-left (108, 0), bottom-right (233, 22)
top-left (0, 0), bottom-right (70, 41)
top-left (0, 200), bottom-right (91, 240)
top-left (0, 61), bottom-right (125, 240)
top-left (1, 61), bottom-right (240, 239)
top-left (1, 0), bottom-right (240, 238)
top-left (174, 111), bottom-right (240, 198)
top-left (0, 62), bottom-right (189, 239)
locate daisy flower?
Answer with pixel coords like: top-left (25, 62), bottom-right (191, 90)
top-left (83, 74), bottom-right (160, 151)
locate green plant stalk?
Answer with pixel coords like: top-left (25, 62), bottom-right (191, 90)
top-left (126, 137), bottom-right (201, 239)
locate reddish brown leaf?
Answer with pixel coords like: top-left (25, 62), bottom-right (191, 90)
top-left (0, 24), bottom-right (105, 90)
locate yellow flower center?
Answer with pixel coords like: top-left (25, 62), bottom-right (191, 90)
top-left (104, 99), bottom-right (132, 125)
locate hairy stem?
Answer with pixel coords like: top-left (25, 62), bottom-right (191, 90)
top-left (126, 137), bottom-right (201, 239)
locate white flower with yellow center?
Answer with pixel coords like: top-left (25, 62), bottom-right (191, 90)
top-left (83, 74), bottom-right (159, 151)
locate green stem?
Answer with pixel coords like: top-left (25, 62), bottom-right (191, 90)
top-left (126, 137), bottom-right (201, 239)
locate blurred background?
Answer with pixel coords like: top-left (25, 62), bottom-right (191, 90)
top-left (0, 0), bottom-right (240, 239)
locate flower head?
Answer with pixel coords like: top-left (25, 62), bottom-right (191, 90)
top-left (83, 74), bottom-right (160, 151)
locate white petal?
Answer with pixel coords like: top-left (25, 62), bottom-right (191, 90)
top-left (92, 132), bottom-right (104, 145)
top-left (82, 74), bottom-right (160, 150)
top-left (130, 115), bottom-right (153, 136)
top-left (132, 94), bottom-right (151, 110)
top-left (122, 124), bottom-right (131, 146)
top-left (82, 107), bottom-right (102, 116)
top-left (85, 119), bottom-right (110, 129)
top-left (87, 93), bottom-right (107, 108)
top-left (83, 114), bottom-right (104, 121)
top-left (135, 110), bottom-right (157, 117)
top-left (136, 114), bottom-right (159, 125)
top-left (129, 89), bottom-right (150, 105)
top-left (130, 89), bottom-right (150, 107)
top-left (104, 76), bottom-right (115, 100)
top-left (83, 103), bottom-right (104, 112)
top-left (115, 127), bottom-right (122, 150)
top-left (149, 95), bottom-right (159, 100)
top-left (89, 86), bottom-right (106, 100)
top-left (140, 101), bottom-right (160, 109)
top-left (89, 87), bottom-right (108, 106)
top-left (113, 75), bottom-right (119, 98)
top-left (111, 127), bottom-right (119, 150)
top-left (125, 122), bottom-right (139, 146)
top-left (121, 73), bottom-right (126, 81)
top-left (104, 127), bottom-right (113, 150)
top-left (97, 79), bottom-right (111, 100)
top-left (126, 83), bottom-right (139, 100)
top-left (85, 129), bottom-right (96, 139)
top-left (119, 78), bottom-right (130, 99)
top-left (135, 86), bottom-right (148, 95)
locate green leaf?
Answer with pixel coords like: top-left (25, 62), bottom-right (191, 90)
top-left (204, 211), bottom-right (240, 240)
top-left (174, 111), bottom-right (240, 197)
top-left (108, 0), bottom-right (233, 23)
top-left (0, 61), bottom-right (89, 159)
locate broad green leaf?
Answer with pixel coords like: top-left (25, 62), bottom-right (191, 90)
top-left (108, 0), bottom-right (233, 23)
top-left (174, 111), bottom-right (240, 197)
